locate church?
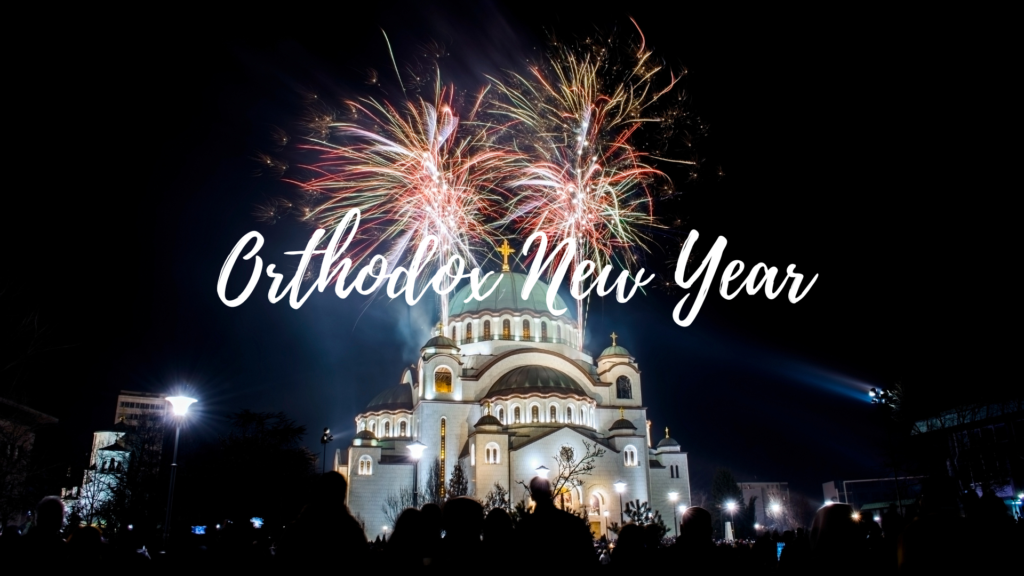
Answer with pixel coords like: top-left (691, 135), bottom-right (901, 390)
top-left (335, 243), bottom-right (691, 539)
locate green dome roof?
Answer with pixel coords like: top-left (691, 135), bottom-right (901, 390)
top-left (600, 345), bottom-right (631, 357)
top-left (422, 335), bottom-right (459, 350)
top-left (448, 272), bottom-right (573, 320)
top-left (365, 384), bottom-right (413, 413)
top-left (484, 366), bottom-right (590, 400)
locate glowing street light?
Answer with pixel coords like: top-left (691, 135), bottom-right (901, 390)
top-left (535, 465), bottom-right (550, 480)
top-left (407, 441), bottom-right (427, 508)
top-left (668, 492), bottom-right (679, 536)
top-left (852, 512), bottom-right (861, 522)
top-left (163, 395), bottom-right (197, 547)
top-left (320, 428), bottom-right (334, 475)
top-left (770, 502), bottom-right (782, 514)
top-left (614, 481), bottom-right (627, 524)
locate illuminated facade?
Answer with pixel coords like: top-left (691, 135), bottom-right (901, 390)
top-left (337, 270), bottom-right (691, 539)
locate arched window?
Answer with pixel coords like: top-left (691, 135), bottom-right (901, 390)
top-left (502, 319), bottom-right (511, 339)
top-left (550, 405), bottom-right (557, 422)
top-left (483, 320), bottom-right (491, 340)
top-left (513, 406), bottom-right (521, 423)
top-left (440, 418), bottom-right (447, 499)
top-left (522, 319), bottom-right (531, 339)
top-left (369, 421), bottom-right (376, 434)
top-left (616, 376), bottom-right (632, 399)
top-left (541, 321), bottom-right (548, 342)
top-left (451, 325), bottom-right (457, 340)
top-left (497, 407), bottom-right (505, 424)
top-left (358, 455), bottom-right (373, 475)
top-left (566, 405), bottom-right (573, 423)
top-left (531, 405), bottom-right (539, 423)
top-left (556, 324), bottom-right (561, 341)
top-left (471, 444), bottom-right (476, 466)
top-left (399, 420), bottom-right (407, 436)
top-left (623, 446), bottom-right (639, 467)
top-left (465, 322), bottom-right (473, 342)
top-left (590, 493), bottom-right (602, 514)
top-left (435, 367), bottom-right (453, 394)
top-left (485, 442), bottom-right (501, 464)
top-left (383, 421), bottom-right (390, 437)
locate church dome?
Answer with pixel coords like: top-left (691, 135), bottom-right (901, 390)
top-left (365, 384), bottom-right (413, 413)
top-left (422, 335), bottom-right (459, 350)
top-left (355, 429), bottom-right (378, 441)
top-left (599, 345), bottom-right (631, 358)
top-left (474, 414), bottom-right (503, 428)
top-left (657, 436), bottom-right (680, 448)
top-left (484, 366), bottom-right (590, 400)
top-left (609, 418), bottom-right (637, 431)
top-left (448, 272), bottom-right (573, 320)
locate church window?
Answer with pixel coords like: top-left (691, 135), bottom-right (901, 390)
top-left (483, 320), bottom-right (491, 340)
top-left (541, 321), bottom-right (548, 342)
top-left (513, 406), bottom-right (521, 423)
top-left (465, 322), bottom-right (472, 342)
top-left (531, 405), bottom-right (539, 423)
top-left (590, 493), bottom-right (602, 514)
top-left (399, 420), bottom-right (407, 437)
top-left (451, 325), bottom-right (457, 340)
top-left (616, 376), bottom-right (632, 399)
top-left (623, 446), bottom-right (639, 467)
top-left (555, 323), bottom-right (560, 341)
top-left (550, 405), bottom-right (557, 422)
top-left (502, 319), bottom-right (511, 339)
top-left (471, 444), bottom-right (476, 466)
top-left (522, 319), bottom-right (530, 339)
top-left (369, 421), bottom-right (376, 434)
top-left (566, 406), bottom-right (573, 423)
top-left (383, 421), bottom-right (390, 437)
top-left (497, 407), bottom-right (505, 424)
top-left (358, 455), bottom-right (373, 475)
top-left (439, 418), bottom-right (447, 499)
top-left (435, 367), bottom-right (453, 394)
top-left (485, 442), bottom-right (500, 464)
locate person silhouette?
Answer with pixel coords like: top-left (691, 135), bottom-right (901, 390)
top-left (515, 477), bottom-right (595, 568)
top-left (21, 496), bottom-right (68, 566)
top-left (276, 472), bottom-right (366, 569)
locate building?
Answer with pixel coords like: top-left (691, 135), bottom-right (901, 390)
top-left (63, 391), bottom-right (167, 520)
top-left (738, 481), bottom-right (790, 528)
top-left (335, 258), bottom-right (691, 540)
top-left (0, 397), bottom-right (58, 525)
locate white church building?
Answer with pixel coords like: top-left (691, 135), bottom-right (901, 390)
top-left (335, 259), bottom-right (691, 539)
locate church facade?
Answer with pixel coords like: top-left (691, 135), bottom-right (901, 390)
top-left (335, 263), bottom-right (691, 539)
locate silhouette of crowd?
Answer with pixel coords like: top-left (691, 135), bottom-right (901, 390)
top-left (2, 475), bottom-right (1021, 573)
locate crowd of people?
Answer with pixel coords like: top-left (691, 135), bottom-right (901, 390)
top-left (1, 474), bottom-right (1020, 572)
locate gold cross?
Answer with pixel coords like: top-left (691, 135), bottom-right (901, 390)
top-left (610, 332), bottom-right (618, 346)
top-left (665, 426), bottom-right (670, 439)
top-left (619, 406), bottom-right (625, 419)
top-left (497, 239), bottom-right (515, 272)
top-left (485, 401), bottom-right (492, 415)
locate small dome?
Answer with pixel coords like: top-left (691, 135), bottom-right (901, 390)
top-left (484, 366), bottom-right (590, 400)
top-left (365, 384), bottom-right (413, 413)
top-left (355, 429), bottom-right (378, 441)
top-left (448, 272), bottom-right (573, 320)
top-left (599, 345), bottom-right (631, 358)
top-left (422, 335), bottom-right (459, 350)
top-left (657, 436), bottom-right (680, 448)
top-left (609, 418), bottom-right (637, 431)
top-left (474, 414), bottom-right (503, 428)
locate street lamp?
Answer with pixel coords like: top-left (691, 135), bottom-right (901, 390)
top-left (320, 427), bottom-right (334, 474)
top-left (868, 387), bottom-right (904, 515)
top-left (163, 395), bottom-right (197, 547)
top-left (614, 481), bottom-right (627, 524)
top-left (770, 502), bottom-right (781, 514)
top-left (668, 492), bottom-right (679, 536)
top-left (407, 441), bottom-right (427, 508)
top-left (535, 465), bottom-right (550, 479)
top-left (725, 500), bottom-right (737, 539)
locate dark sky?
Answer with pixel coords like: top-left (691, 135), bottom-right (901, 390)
top-left (6, 3), bottom-right (1014, 503)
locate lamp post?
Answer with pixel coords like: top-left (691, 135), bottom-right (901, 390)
top-left (163, 395), bottom-right (197, 548)
top-left (535, 465), bottom-right (550, 479)
top-left (320, 427), bottom-right (334, 474)
top-left (725, 500), bottom-right (737, 540)
top-left (407, 441), bottom-right (427, 508)
top-left (668, 492), bottom-right (679, 536)
top-left (614, 481), bottom-right (627, 525)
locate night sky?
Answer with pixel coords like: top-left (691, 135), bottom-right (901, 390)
top-left (6, 3), bottom-right (1014, 504)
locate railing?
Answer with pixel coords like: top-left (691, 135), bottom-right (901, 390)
top-left (455, 336), bottom-right (591, 355)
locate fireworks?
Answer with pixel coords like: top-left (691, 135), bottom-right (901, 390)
top-left (267, 24), bottom-right (695, 337)
top-left (285, 76), bottom-right (520, 318)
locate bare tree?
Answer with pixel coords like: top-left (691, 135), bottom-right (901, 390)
top-left (0, 398), bottom-right (57, 524)
top-left (482, 482), bottom-right (510, 515)
top-left (382, 487), bottom-right (415, 528)
top-left (550, 440), bottom-right (606, 509)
